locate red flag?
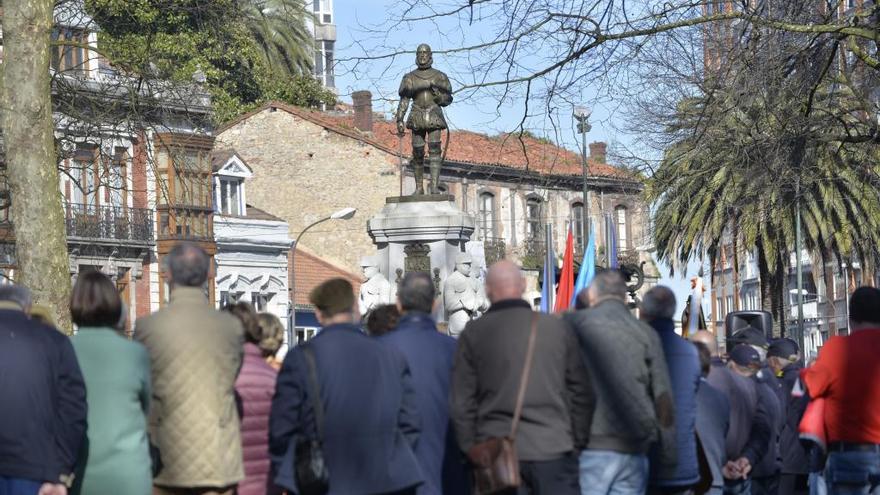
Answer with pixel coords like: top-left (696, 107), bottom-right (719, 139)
top-left (554, 227), bottom-right (575, 312)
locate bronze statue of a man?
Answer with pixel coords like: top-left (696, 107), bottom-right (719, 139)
top-left (395, 44), bottom-right (453, 195)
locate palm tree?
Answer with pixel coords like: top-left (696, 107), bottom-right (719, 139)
top-left (240, 0), bottom-right (314, 76)
top-left (650, 82), bottom-right (880, 336)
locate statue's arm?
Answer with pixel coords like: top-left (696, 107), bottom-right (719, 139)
top-left (433, 72), bottom-right (453, 107)
top-left (396, 75), bottom-right (412, 133)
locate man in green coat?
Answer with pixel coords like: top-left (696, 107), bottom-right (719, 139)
top-left (135, 243), bottom-right (245, 495)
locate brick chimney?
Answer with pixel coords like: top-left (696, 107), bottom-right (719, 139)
top-left (352, 90), bottom-right (373, 133)
top-left (589, 141), bottom-right (607, 163)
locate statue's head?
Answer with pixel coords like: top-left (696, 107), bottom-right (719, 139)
top-left (360, 256), bottom-right (380, 279)
top-left (455, 252), bottom-right (473, 276)
top-left (416, 44), bottom-right (433, 70)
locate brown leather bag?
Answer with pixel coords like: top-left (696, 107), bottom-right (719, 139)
top-left (467, 313), bottom-right (539, 495)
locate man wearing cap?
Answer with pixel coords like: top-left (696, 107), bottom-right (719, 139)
top-left (270, 278), bottom-right (424, 494)
top-left (359, 256), bottom-right (395, 317)
top-left (766, 338), bottom-right (809, 495)
top-left (692, 331), bottom-right (771, 495)
top-left (729, 329), bottom-right (786, 495)
top-left (800, 286), bottom-right (880, 495)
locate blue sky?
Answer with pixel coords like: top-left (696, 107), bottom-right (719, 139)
top-left (332, 0), bottom-right (709, 318)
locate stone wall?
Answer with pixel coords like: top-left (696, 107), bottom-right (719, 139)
top-left (217, 109), bottom-right (399, 273)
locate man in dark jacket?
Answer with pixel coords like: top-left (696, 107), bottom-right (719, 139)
top-left (767, 339), bottom-right (808, 495)
top-left (693, 342), bottom-right (730, 495)
top-left (565, 270), bottom-right (676, 495)
top-left (379, 272), bottom-right (467, 495)
top-left (729, 330), bottom-right (785, 495)
top-left (691, 332), bottom-right (771, 495)
top-left (0, 285), bottom-right (87, 495)
top-left (451, 260), bottom-right (594, 494)
top-left (270, 278), bottom-right (423, 495)
top-left (641, 286), bottom-right (702, 494)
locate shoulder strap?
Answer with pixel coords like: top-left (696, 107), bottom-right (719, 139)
top-left (301, 345), bottom-right (325, 440)
top-left (510, 312), bottom-right (539, 438)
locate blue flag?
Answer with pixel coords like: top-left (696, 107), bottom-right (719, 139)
top-left (540, 228), bottom-right (555, 312)
top-left (571, 229), bottom-right (595, 307)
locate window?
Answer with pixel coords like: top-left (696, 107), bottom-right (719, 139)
top-left (252, 292), bottom-right (270, 312)
top-left (478, 192), bottom-right (495, 240)
top-left (109, 147), bottom-right (128, 209)
top-left (313, 40), bottom-right (335, 87)
top-left (216, 178), bottom-right (243, 215)
top-left (616, 205), bottom-right (628, 250)
top-left (572, 202), bottom-right (585, 252)
top-left (716, 297), bottom-right (724, 319)
top-left (526, 197), bottom-right (542, 240)
top-left (726, 296), bottom-right (734, 314)
top-left (71, 147), bottom-right (97, 208)
top-left (313, 0), bottom-right (332, 23)
top-left (51, 28), bottom-right (88, 74)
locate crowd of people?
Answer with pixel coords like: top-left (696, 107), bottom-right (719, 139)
top-left (0, 242), bottom-right (878, 495)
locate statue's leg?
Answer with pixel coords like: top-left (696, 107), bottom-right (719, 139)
top-left (427, 130), bottom-right (442, 194)
top-left (411, 132), bottom-right (426, 195)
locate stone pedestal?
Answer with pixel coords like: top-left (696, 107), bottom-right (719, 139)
top-left (367, 194), bottom-right (476, 321)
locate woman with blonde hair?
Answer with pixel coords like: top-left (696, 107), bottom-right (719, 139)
top-left (256, 312), bottom-right (285, 369)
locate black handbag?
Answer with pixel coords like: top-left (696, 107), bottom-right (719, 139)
top-left (294, 345), bottom-right (330, 495)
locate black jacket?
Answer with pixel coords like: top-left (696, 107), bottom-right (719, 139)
top-left (452, 299), bottom-right (595, 461)
top-left (778, 364), bottom-right (809, 474)
top-left (751, 370), bottom-right (784, 478)
top-left (0, 308), bottom-right (87, 483)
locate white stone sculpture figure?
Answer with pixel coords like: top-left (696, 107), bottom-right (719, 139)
top-left (359, 256), bottom-right (394, 316)
top-left (469, 263), bottom-right (490, 319)
top-left (443, 253), bottom-right (480, 337)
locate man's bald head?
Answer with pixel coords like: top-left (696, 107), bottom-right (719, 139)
top-left (691, 330), bottom-right (719, 356)
top-left (485, 260), bottom-right (526, 303)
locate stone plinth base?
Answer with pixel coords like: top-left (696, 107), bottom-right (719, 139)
top-left (366, 195), bottom-right (476, 309)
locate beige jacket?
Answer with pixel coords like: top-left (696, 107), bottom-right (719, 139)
top-left (135, 287), bottom-right (245, 488)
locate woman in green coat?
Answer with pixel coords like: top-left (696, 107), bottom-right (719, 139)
top-left (70, 271), bottom-right (152, 495)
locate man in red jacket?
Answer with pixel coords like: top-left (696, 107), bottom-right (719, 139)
top-left (801, 286), bottom-right (880, 495)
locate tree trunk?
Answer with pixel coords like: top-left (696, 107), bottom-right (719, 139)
top-left (756, 239), bottom-right (786, 337)
top-left (1, 0), bottom-right (73, 332)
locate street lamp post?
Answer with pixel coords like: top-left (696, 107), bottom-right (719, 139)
top-left (288, 207), bottom-right (357, 349)
top-left (574, 106), bottom-right (592, 249)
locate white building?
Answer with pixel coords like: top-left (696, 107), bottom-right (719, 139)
top-left (212, 149), bottom-right (292, 336)
top-left (308, 0), bottom-right (336, 92)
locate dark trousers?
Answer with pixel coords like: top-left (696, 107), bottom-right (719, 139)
top-left (778, 474), bottom-right (809, 495)
top-left (503, 454), bottom-right (580, 495)
top-left (752, 475), bottom-right (780, 495)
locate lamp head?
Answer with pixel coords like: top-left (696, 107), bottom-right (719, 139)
top-left (331, 207), bottom-right (357, 220)
top-left (573, 106), bottom-right (592, 120)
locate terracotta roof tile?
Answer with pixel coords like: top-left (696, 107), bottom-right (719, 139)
top-left (293, 248), bottom-right (362, 307)
top-left (218, 101), bottom-right (632, 180)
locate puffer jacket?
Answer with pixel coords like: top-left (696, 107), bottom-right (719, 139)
top-left (235, 343), bottom-right (278, 495)
top-left (135, 287), bottom-right (245, 488)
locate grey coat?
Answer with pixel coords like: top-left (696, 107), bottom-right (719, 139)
top-left (564, 299), bottom-right (676, 466)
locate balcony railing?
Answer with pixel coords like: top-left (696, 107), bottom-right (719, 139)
top-left (65, 203), bottom-right (154, 243)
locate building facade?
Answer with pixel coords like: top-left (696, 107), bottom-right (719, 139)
top-left (308, 0), bottom-right (336, 92)
top-left (212, 149), bottom-right (292, 332)
top-left (0, 6), bottom-right (217, 329)
top-left (216, 95), bottom-right (657, 326)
